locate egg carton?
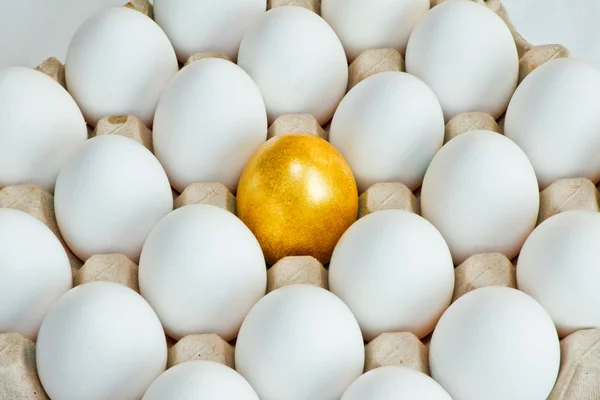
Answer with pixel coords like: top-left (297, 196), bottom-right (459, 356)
top-left (2, 0), bottom-right (597, 399)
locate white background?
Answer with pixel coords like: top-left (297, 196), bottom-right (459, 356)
top-left (0, 0), bottom-right (599, 68)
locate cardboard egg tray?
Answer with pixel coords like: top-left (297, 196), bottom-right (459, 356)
top-left (1, 0), bottom-right (597, 399)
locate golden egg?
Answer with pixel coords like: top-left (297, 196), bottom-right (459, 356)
top-left (237, 133), bottom-right (358, 265)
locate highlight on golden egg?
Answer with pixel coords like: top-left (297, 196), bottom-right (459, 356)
top-left (236, 133), bottom-right (358, 265)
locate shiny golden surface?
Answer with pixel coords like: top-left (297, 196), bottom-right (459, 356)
top-left (237, 133), bottom-right (358, 265)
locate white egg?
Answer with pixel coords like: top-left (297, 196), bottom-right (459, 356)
top-left (321, 0), bottom-right (430, 61)
top-left (0, 67), bottom-right (87, 192)
top-left (153, 0), bottom-right (266, 62)
top-left (329, 210), bottom-right (454, 341)
top-left (505, 58), bottom-right (600, 189)
top-left (430, 287), bottom-right (560, 400)
top-left (139, 204), bottom-right (266, 341)
top-left (36, 282), bottom-right (167, 400)
top-left (0, 209), bottom-right (71, 339)
top-left (153, 58), bottom-right (267, 193)
top-left (406, 0), bottom-right (518, 120)
top-left (66, 7), bottom-right (178, 127)
top-left (54, 135), bottom-right (173, 262)
top-left (235, 285), bottom-right (364, 400)
top-left (421, 130), bottom-right (539, 265)
top-left (517, 210), bottom-right (600, 337)
top-left (142, 361), bottom-right (258, 400)
top-left (341, 366), bottom-right (452, 400)
top-left (237, 6), bottom-right (348, 124)
top-left (329, 71), bottom-right (444, 192)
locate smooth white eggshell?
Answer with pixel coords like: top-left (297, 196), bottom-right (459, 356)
top-left (329, 210), bottom-right (454, 341)
top-left (36, 282), bottom-right (167, 400)
top-left (153, 58), bottom-right (267, 193)
top-left (153, 0), bottom-right (266, 62)
top-left (518, 210), bottom-right (600, 337)
top-left (341, 366), bottom-right (452, 400)
top-left (237, 6), bottom-right (348, 124)
top-left (329, 71), bottom-right (444, 192)
top-left (0, 67), bottom-right (87, 192)
top-left (142, 361), bottom-right (259, 400)
top-left (66, 7), bottom-right (178, 127)
top-left (321, 0), bottom-right (430, 61)
top-left (430, 287), bottom-right (560, 400)
top-left (406, 0), bottom-right (518, 120)
top-left (505, 58), bottom-right (600, 189)
top-left (54, 135), bottom-right (173, 262)
top-left (421, 130), bottom-right (539, 265)
top-left (139, 204), bottom-right (266, 341)
top-left (235, 285), bottom-right (364, 400)
top-left (0, 209), bottom-right (71, 339)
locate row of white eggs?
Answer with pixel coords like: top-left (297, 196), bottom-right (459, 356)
top-left (3, 1), bottom-right (600, 196)
top-left (3, 201), bottom-right (599, 399)
top-left (1, 3), bottom-right (599, 266)
top-left (1, 1), bottom-right (600, 399)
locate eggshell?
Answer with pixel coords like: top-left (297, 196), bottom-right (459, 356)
top-left (0, 67), bottom-right (87, 192)
top-left (66, 7), bottom-right (178, 127)
top-left (54, 135), bottom-right (173, 262)
top-left (421, 130), bottom-right (539, 265)
top-left (36, 282), bottom-right (167, 400)
top-left (153, 58), bottom-right (267, 193)
top-left (517, 210), bottom-right (600, 337)
top-left (430, 287), bottom-right (560, 400)
top-left (142, 361), bottom-right (259, 400)
top-left (237, 6), bottom-right (348, 124)
top-left (505, 58), bottom-right (600, 189)
top-left (235, 285), bottom-right (364, 400)
top-left (0, 209), bottom-right (71, 339)
top-left (321, 0), bottom-right (430, 61)
top-left (139, 204), bottom-right (266, 341)
top-left (153, 0), bottom-right (266, 62)
top-left (329, 71), bottom-right (444, 192)
top-left (329, 210), bottom-right (454, 341)
top-left (406, 1), bottom-right (518, 120)
top-left (341, 366), bottom-right (452, 400)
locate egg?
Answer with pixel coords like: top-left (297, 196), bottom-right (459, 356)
top-left (54, 135), bottom-right (173, 262)
top-left (517, 210), bottom-right (600, 337)
top-left (329, 210), bottom-right (454, 341)
top-left (421, 130), bottom-right (539, 265)
top-left (153, 58), bottom-right (267, 193)
top-left (341, 366), bottom-right (452, 400)
top-left (235, 285), bottom-right (364, 400)
top-left (406, 0), bottom-right (518, 120)
top-left (153, 0), bottom-right (266, 62)
top-left (505, 58), bottom-right (600, 189)
top-left (321, 0), bottom-right (430, 61)
top-left (0, 209), bottom-right (71, 339)
top-left (0, 67), bottom-right (87, 192)
top-left (142, 361), bottom-right (258, 400)
top-left (237, 6), bottom-right (348, 124)
top-left (329, 71), bottom-right (444, 192)
top-left (430, 287), bottom-right (560, 400)
top-left (139, 204), bottom-right (266, 341)
top-left (66, 7), bottom-right (178, 127)
top-left (36, 282), bottom-right (167, 400)
top-left (236, 133), bottom-right (358, 265)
